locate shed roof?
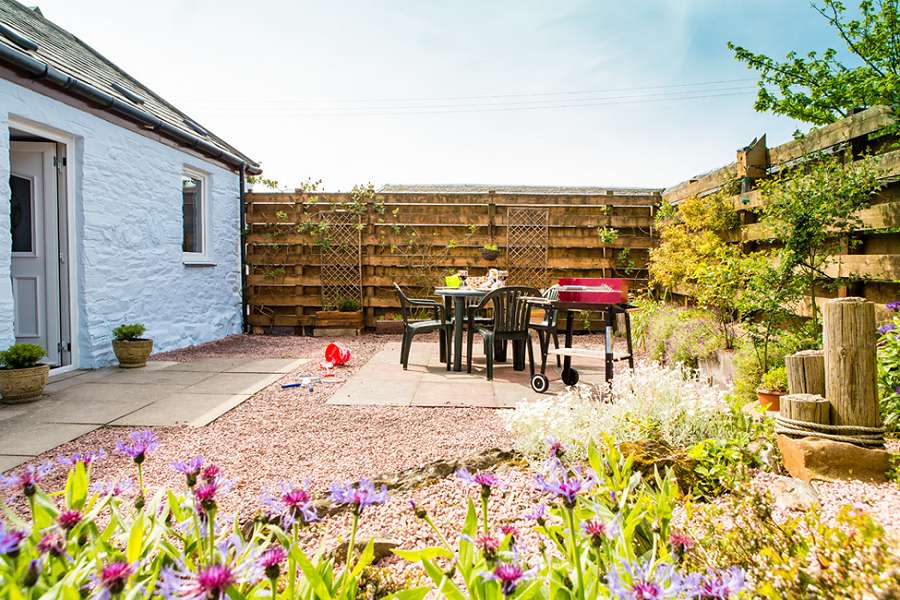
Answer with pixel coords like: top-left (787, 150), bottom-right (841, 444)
top-left (0, 0), bottom-right (260, 173)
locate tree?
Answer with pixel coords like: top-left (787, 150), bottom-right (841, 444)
top-left (729, 0), bottom-right (900, 125)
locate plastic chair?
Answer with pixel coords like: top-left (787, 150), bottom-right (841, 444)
top-left (466, 286), bottom-right (540, 380)
top-left (529, 285), bottom-right (561, 370)
top-left (393, 283), bottom-right (452, 371)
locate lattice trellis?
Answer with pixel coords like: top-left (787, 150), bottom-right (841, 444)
top-left (319, 211), bottom-right (362, 309)
top-left (506, 207), bottom-right (549, 288)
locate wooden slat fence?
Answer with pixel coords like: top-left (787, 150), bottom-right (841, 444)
top-left (661, 105), bottom-right (900, 317)
top-left (244, 191), bottom-right (660, 330)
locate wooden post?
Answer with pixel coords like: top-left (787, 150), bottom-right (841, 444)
top-left (779, 393), bottom-right (830, 424)
top-left (823, 297), bottom-right (881, 427)
top-left (785, 350), bottom-right (825, 396)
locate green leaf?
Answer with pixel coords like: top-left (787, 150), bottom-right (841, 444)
top-left (64, 461), bottom-right (88, 510)
top-left (421, 559), bottom-right (466, 600)
top-left (392, 546), bottom-right (453, 562)
top-left (385, 586), bottom-right (431, 600)
top-left (292, 544), bottom-right (333, 599)
top-left (126, 512), bottom-right (144, 564)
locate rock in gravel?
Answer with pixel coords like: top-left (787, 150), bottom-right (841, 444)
top-left (778, 435), bottom-right (889, 482)
top-left (330, 537), bottom-right (401, 564)
top-left (766, 474), bottom-right (819, 512)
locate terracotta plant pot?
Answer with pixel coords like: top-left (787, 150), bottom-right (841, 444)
top-left (112, 339), bottom-right (154, 368)
top-left (756, 387), bottom-right (784, 412)
top-left (0, 364), bottom-right (50, 403)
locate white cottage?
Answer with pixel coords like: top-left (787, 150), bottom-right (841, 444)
top-left (0, 1), bottom-right (260, 370)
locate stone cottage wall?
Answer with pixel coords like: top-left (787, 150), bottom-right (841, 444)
top-left (0, 78), bottom-right (242, 368)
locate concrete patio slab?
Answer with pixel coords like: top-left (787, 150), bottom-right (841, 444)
top-left (1, 356), bottom-right (307, 472)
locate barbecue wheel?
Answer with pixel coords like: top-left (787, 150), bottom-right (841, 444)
top-left (531, 373), bottom-right (550, 393)
top-left (561, 368), bottom-right (579, 386)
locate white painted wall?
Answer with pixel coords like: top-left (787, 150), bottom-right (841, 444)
top-left (0, 78), bottom-right (243, 368)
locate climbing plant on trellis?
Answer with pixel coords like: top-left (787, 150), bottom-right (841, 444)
top-left (319, 210), bottom-right (362, 310)
top-left (506, 207), bottom-right (549, 288)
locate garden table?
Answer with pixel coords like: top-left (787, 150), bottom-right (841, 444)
top-left (435, 287), bottom-right (486, 372)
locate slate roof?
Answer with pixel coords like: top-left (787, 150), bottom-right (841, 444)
top-left (379, 184), bottom-right (662, 196)
top-left (0, 0), bottom-right (259, 172)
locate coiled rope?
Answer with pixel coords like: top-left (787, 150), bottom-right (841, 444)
top-left (774, 414), bottom-right (885, 447)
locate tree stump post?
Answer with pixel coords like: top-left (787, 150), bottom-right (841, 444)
top-left (823, 297), bottom-right (881, 427)
top-left (785, 350), bottom-right (825, 397)
top-left (779, 393), bottom-right (830, 424)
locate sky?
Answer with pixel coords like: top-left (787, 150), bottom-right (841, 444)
top-left (33, 1), bottom-right (840, 191)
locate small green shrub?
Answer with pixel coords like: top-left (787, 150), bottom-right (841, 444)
top-left (0, 343), bottom-right (45, 369)
top-left (686, 436), bottom-right (750, 500)
top-left (644, 305), bottom-right (724, 368)
top-left (112, 323), bottom-right (146, 341)
top-left (337, 298), bottom-right (361, 312)
top-left (482, 242), bottom-right (498, 251)
top-left (761, 365), bottom-right (788, 392)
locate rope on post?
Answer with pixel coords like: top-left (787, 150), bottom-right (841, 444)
top-left (774, 414), bottom-right (885, 447)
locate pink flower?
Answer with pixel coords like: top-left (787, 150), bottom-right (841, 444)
top-left (0, 462), bottom-right (53, 496)
top-left (261, 481), bottom-right (318, 528)
top-left (476, 534), bottom-right (500, 560)
top-left (37, 532), bottom-right (66, 556)
top-left (97, 561), bottom-right (134, 595)
top-left (58, 510), bottom-right (82, 531)
top-left (259, 545), bottom-right (287, 579)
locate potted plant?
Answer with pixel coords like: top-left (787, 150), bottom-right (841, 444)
top-left (0, 343), bottom-right (49, 403)
top-left (112, 323), bottom-right (153, 368)
top-left (481, 242), bottom-right (500, 261)
top-left (757, 365), bottom-right (788, 411)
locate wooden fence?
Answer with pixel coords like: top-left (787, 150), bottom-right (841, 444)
top-left (662, 105), bottom-right (900, 318)
top-left (244, 190), bottom-right (660, 330)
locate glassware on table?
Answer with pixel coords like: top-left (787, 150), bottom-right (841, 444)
top-left (458, 269), bottom-right (469, 288)
top-left (497, 270), bottom-right (508, 287)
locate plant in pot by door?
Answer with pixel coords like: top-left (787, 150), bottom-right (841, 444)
top-left (481, 242), bottom-right (499, 261)
top-left (757, 365), bottom-right (788, 411)
top-left (112, 323), bottom-right (153, 368)
top-left (0, 343), bottom-right (49, 403)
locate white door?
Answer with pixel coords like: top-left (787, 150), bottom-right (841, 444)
top-left (10, 142), bottom-right (61, 366)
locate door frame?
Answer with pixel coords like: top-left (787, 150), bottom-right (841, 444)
top-left (9, 116), bottom-right (79, 374)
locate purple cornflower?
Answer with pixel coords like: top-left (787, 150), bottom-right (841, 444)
top-left (37, 532), bottom-right (66, 557)
top-left (895, 385), bottom-right (900, 395)
top-left (500, 525), bottom-right (519, 540)
top-left (476, 534), bottom-right (501, 560)
top-left (329, 479), bottom-right (388, 514)
top-left (456, 468), bottom-right (503, 498)
top-left (159, 560), bottom-right (260, 600)
top-left (95, 561), bottom-right (134, 597)
top-left (0, 462), bottom-right (53, 496)
top-left (58, 510), bottom-right (82, 531)
top-left (58, 449), bottom-right (106, 468)
top-left (261, 481), bottom-right (318, 528)
top-left (546, 437), bottom-right (566, 459)
top-left (607, 560), bottom-right (679, 600)
top-left (0, 522), bottom-right (28, 555)
top-left (523, 503), bottom-right (547, 523)
top-left (535, 465), bottom-right (594, 509)
top-left (23, 559), bottom-right (42, 586)
top-left (258, 545), bottom-right (287, 580)
top-left (201, 464), bottom-right (220, 482)
top-left (90, 478), bottom-right (135, 497)
top-left (878, 323), bottom-right (897, 335)
top-left (682, 567), bottom-right (746, 599)
top-left (115, 431), bottom-right (159, 464)
top-left (582, 518), bottom-right (614, 547)
top-left (887, 301), bottom-right (900, 312)
top-left (194, 480), bottom-right (221, 513)
top-left (171, 456), bottom-right (204, 487)
top-left (482, 563), bottom-right (534, 597)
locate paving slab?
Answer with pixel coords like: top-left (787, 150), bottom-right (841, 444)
top-left (0, 455), bottom-right (32, 471)
top-left (184, 372), bottom-right (284, 395)
top-left (0, 422), bottom-right (97, 455)
top-left (162, 358), bottom-right (247, 372)
top-left (95, 369), bottom-right (217, 386)
top-left (27, 395), bottom-right (154, 425)
top-left (224, 358), bottom-right (308, 374)
top-left (110, 393), bottom-right (251, 427)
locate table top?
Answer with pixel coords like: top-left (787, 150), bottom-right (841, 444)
top-left (434, 287), bottom-right (489, 297)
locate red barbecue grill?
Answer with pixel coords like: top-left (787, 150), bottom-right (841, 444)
top-left (527, 277), bottom-right (635, 393)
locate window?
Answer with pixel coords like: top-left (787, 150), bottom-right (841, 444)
top-left (182, 168), bottom-right (208, 260)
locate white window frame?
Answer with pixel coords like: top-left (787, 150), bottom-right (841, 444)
top-left (182, 166), bottom-right (212, 265)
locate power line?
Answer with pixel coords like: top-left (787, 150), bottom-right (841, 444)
top-left (186, 77), bottom-right (758, 108)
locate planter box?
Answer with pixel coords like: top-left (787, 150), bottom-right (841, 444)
top-left (698, 348), bottom-right (736, 388)
top-left (375, 320), bottom-right (405, 335)
top-left (315, 311), bottom-right (363, 328)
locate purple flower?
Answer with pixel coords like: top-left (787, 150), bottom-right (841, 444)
top-left (482, 563), bottom-right (535, 596)
top-left (58, 449), bottom-right (106, 468)
top-left (476, 534), bottom-right (501, 560)
top-left (261, 481), bottom-right (318, 528)
top-left (258, 545), bottom-right (287, 580)
top-left (606, 559), bottom-right (680, 600)
top-left (895, 385), bottom-right (900, 395)
top-left (194, 480), bottom-right (221, 513)
top-left (171, 456), bottom-right (204, 487)
top-left (115, 430), bottom-right (159, 464)
top-left (582, 518), bottom-right (615, 547)
top-left (682, 567), bottom-right (746, 599)
top-left (670, 530), bottom-right (694, 555)
top-left (457, 468), bottom-right (503, 498)
top-left (95, 561), bottom-right (134, 597)
top-left (37, 532), bottom-right (66, 556)
top-left (90, 478), bottom-right (135, 497)
top-left (23, 559), bottom-right (42, 587)
top-left (0, 522), bottom-right (28, 555)
top-left (535, 464), bottom-right (594, 508)
top-left (160, 559), bottom-right (260, 600)
top-left (546, 437), bottom-right (566, 459)
top-left (878, 323), bottom-right (896, 335)
top-left (329, 479), bottom-right (388, 514)
top-left (523, 503), bottom-right (547, 522)
top-left (887, 301), bottom-right (900, 312)
top-left (58, 510), bottom-right (82, 531)
top-left (201, 464), bottom-right (220, 482)
top-left (0, 462), bottom-right (53, 496)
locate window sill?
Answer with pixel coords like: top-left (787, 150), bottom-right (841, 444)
top-left (183, 258), bottom-right (217, 267)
